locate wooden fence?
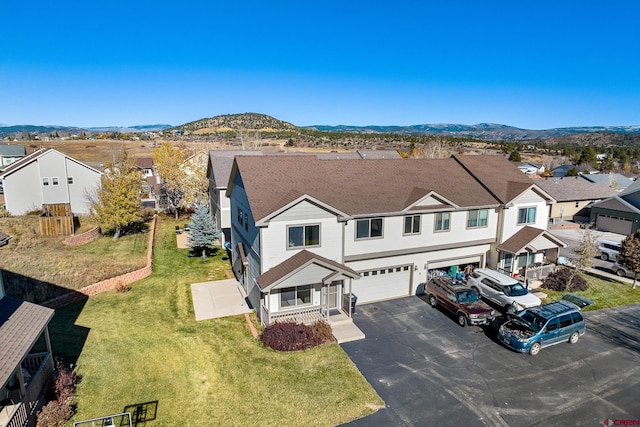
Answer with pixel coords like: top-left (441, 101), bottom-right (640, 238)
top-left (39, 203), bottom-right (74, 236)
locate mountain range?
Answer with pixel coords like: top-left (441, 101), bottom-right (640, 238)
top-left (1, 113), bottom-right (639, 141)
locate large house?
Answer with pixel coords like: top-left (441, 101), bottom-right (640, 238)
top-left (0, 271), bottom-right (55, 427)
top-left (0, 148), bottom-right (102, 216)
top-left (588, 181), bottom-right (640, 235)
top-left (227, 154), bottom-right (565, 326)
top-left (534, 176), bottom-right (618, 223)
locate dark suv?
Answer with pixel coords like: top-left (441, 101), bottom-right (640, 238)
top-left (425, 275), bottom-right (496, 327)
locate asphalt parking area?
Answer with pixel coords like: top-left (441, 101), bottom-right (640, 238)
top-left (341, 297), bottom-right (640, 426)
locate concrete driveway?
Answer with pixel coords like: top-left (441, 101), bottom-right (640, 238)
top-left (341, 297), bottom-right (640, 426)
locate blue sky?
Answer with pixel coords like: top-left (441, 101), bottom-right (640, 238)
top-left (1, 1), bottom-right (639, 129)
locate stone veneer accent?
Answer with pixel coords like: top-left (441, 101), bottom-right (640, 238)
top-left (43, 216), bottom-right (157, 309)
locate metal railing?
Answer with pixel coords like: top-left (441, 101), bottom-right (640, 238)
top-left (261, 304), bottom-right (325, 326)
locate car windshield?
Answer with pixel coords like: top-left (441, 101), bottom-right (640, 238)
top-left (503, 282), bottom-right (528, 297)
top-left (457, 289), bottom-right (480, 304)
top-left (518, 311), bottom-right (546, 332)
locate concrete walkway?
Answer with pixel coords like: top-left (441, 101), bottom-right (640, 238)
top-left (331, 319), bottom-right (365, 344)
top-left (191, 279), bottom-right (251, 321)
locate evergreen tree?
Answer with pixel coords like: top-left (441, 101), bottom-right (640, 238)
top-left (94, 150), bottom-right (143, 239)
top-left (187, 201), bottom-right (221, 262)
top-left (618, 230), bottom-right (640, 289)
top-left (509, 150), bottom-right (522, 162)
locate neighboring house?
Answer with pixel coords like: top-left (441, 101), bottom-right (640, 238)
top-left (135, 158), bottom-right (164, 210)
top-left (227, 154), bottom-right (564, 327)
top-left (0, 148), bottom-right (102, 216)
top-left (0, 270), bottom-right (55, 427)
top-left (551, 165), bottom-right (593, 177)
top-left (588, 184), bottom-right (640, 235)
top-left (580, 173), bottom-right (633, 192)
top-left (534, 176), bottom-right (618, 222)
top-left (0, 145), bottom-right (26, 171)
top-left (207, 150), bottom-right (263, 243)
top-left (518, 162), bottom-right (545, 175)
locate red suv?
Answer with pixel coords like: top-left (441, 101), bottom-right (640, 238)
top-left (425, 276), bottom-right (496, 327)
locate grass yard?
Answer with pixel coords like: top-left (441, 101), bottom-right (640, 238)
top-left (542, 272), bottom-right (640, 311)
top-left (0, 216), bottom-right (148, 302)
top-left (52, 217), bottom-right (383, 426)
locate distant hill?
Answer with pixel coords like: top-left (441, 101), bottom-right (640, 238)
top-left (306, 123), bottom-right (640, 141)
top-left (87, 124), bottom-right (172, 133)
top-left (0, 125), bottom-right (89, 138)
top-left (175, 113), bottom-right (299, 134)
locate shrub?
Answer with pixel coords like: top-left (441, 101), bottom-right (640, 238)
top-left (543, 268), bottom-right (589, 292)
top-left (36, 361), bottom-right (81, 427)
top-left (311, 320), bottom-right (335, 344)
top-left (116, 281), bottom-right (132, 293)
top-left (260, 321), bottom-right (323, 351)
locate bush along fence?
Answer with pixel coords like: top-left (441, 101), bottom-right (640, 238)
top-left (42, 216), bottom-right (157, 309)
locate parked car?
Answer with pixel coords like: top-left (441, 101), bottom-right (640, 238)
top-left (596, 239), bottom-right (621, 262)
top-left (611, 262), bottom-right (638, 278)
top-left (424, 275), bottom-right (496, 327)
top-left (467, 268), bottom-right (541, 314)
top-left (498, 295), bottom-right (592, 355)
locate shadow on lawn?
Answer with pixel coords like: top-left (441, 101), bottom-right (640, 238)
top-left (3, 268), bottom-right (90, 365)
top-left (123, 400), bottom-right (159, 426)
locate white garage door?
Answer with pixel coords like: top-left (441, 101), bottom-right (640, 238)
top-left (351, 265), bottom-right (412, 304)
top-left (596, 214), bottom-right (633, 235)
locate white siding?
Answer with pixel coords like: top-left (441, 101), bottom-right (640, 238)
top-left (501, 189), bottom-right (549, 240)
top-left (4, 162), bottom-right (42, 215)
top-left (39, 150), bottom-right (69, 205)
top-left (265, 284), bottom-right (322, 312)
top-left (65, 158), bottom-right (101, 215)
top-left (262, 201), bottom-right (343, 271)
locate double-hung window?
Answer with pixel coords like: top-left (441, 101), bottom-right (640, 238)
top-left (42, 178), bottom-right (49, 186)
top-left (356, 218), bottom-right (383, 239)
top-left (280, 285), bottom-right (312, 308)
top-left (404, 215), bottom-right (421, 235)
top-left (467, 209), bottom-right (488, 228)
top-left (434, 212), bottom-right (451, 232)
top-left (518, 207), bottom-right (536, 225)
top-left (288, 224), bottom-right (320, 248)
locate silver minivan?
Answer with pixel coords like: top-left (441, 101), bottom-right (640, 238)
top-left (596, 239), bottom-right (621, 262)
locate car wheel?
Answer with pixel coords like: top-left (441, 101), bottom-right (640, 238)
top-left (457, 313), bottom-right (467, 327)
top-left (529, 342), bottom-right (541, 356)
top-left (428, 294), bottom-right (438, 307)
top-left (569, 331), bottom-right (579, 344)
top-left (616, 268), bottom-right (626, 277)
top-left (600, 253), bottom-right (609, 261)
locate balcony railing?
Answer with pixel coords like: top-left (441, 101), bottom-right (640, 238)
top-left (1, 352), bottom-right (53, 427)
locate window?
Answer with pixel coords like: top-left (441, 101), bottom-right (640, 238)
top-left (42, 178), bottom-right (49, 186)
top-left (68, 177), bottom-right (74, 184)
top-left (435, 212), bottom-right (451, 232)
top-left (518, 207), bottom-right (536, 224)
top-left (575, 201), bottom-right (579, 208)
top-left (467, 209), bottom-right (488, 228)
top-left (404, 215), bottom-right (421, 234)
top-left (52, 177), bottom-right (59, 186)
top-left (244, 213), bottom-right (248, 231)
top-left (356, 218), bottom-right (383, 239)
top-left (559, 314), bottom-right (573, 328)
top-left (237, 208), bottom-right (243, 225)
top-left (288, 224), bottom-right (320, 248)
top-left (280, 285), bottom-right (312, 308)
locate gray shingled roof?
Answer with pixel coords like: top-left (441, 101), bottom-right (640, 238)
top-left (452, 155), bottom-right (538, 204)
top-left (0, 296), bottom-right (54, 389)
top-left (581, 173), bottom-right (633, 190)
top-left (255, 249), bottom-right (360, 290)
top-left (209, 150), bottom-right (264, 189)
top-left (534, 176), bottom-right (618, 202)
top-left (0, 148), bottom-right (49, 177)
top-left (0, 144), bottom-right (26, 157)
top-left (232, 156), bottom-right (502, 222)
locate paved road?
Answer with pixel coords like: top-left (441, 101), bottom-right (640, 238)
top-left (341, 297), bottom-right (640, 427)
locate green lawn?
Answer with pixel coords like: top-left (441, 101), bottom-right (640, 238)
top-left (542, 272), bottom-right (640, 311)
top-left (51, 217), bottom-right (382, 426)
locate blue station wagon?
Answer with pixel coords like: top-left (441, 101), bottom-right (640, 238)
top-left (498, 296), bottom-right (592, 355)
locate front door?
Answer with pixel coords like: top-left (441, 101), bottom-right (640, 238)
top-left (328, 283), bottom-right (339, 310)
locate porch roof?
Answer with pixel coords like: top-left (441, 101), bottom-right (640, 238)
top-left (0, 296), bottom-right (54, 389)
top-left (497, 226), bottom-right (567, 255)
top-left (256, 250), bottom-right (360, 291)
